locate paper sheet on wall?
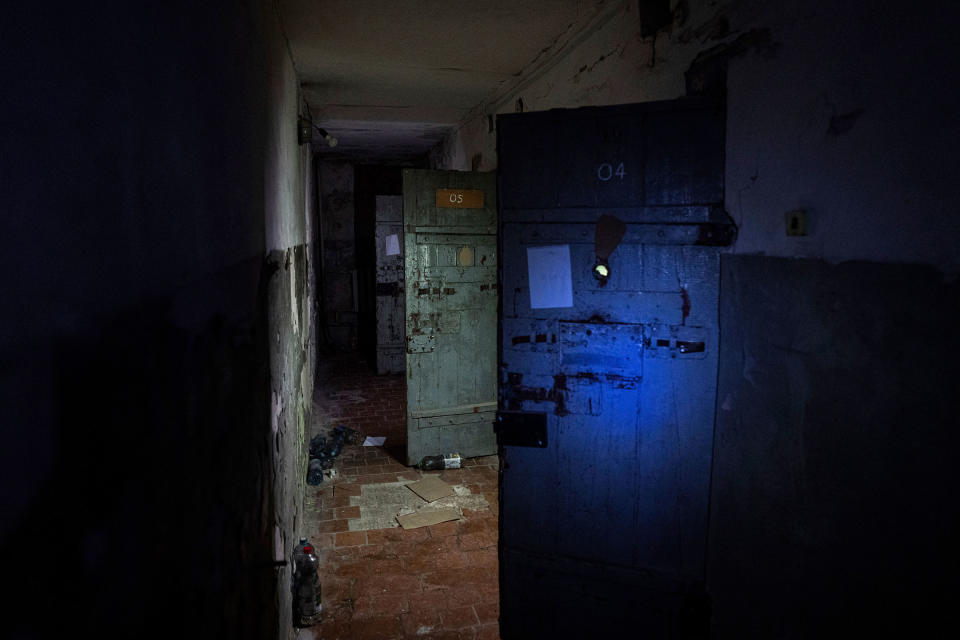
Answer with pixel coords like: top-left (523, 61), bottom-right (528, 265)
top-left (527, 245), bottom-right (573, 309)
top-left (385, 234), bottom-right (400, 256)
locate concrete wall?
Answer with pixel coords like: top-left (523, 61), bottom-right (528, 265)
top-left (710, 256), bottom-right (960, 636)
top-left (433, 0), bottom-right (960, 271)
top-left (0, 1), bottom-right (312, 637)
top-left (431, 0), bottom-right (960, 635)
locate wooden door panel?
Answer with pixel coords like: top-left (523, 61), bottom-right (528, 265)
top-left (404, 169), bottom-right (497, 464)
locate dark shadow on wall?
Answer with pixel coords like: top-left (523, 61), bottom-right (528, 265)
top-left (0, 258), bottom-right (278, 638)
top-left (0, 1), bottom-right (287, 634)
top-left (709, 255), bottom-right (960, 637)
top-left (354, 165), bottom-right (403, 368)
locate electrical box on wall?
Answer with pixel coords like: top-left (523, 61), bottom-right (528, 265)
top-left (786, 209), bottom-right (808, 236)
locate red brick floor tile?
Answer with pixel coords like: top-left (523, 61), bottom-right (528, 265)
top-left (316, 519), bottom-right (351, 534)
top-left (446, 585), bottom-right (496, 608)
top-left (428, 520), bottom-right (459, 538)
top-left (422, 567), bottom-right (475, 590)
top-left (334, 484), bottom-right (362, 497)
top-left (353, 572), bottom-right (422, 599)
top-left (457, 518), bottom-right (489, 536)
top-left (310, 532), bottom-right (335, 549)
top-left (314, 508), bottom-right (336, 522)
top-left (474, 601), bottom-right (499, 624)
top-left (442, 605), bottom-right (480, 629)
top-left (422, 630), bottom-right (470, 640)
top-left (350, 614), bottom-right (404, 640)
top-left (400, 609), bottom-right (443, 636)
top-left (475, 622), bottom-right (501, 639)
top-left (464, 550), bottom-right (497, 570)
top-left (335, 530), bottom-right (367, 547)
top-left (328, 543), bottom-right (361, 559)
top-left (350, 593), bottom-right (408, 619)
top-left (370, 529), bottom-right (420, 546)
top-left (319, 577), bottom-right (352, 602)
top-left (313, 618), bottom-right (355, 640)
top-left (458, 531), bottom-right (497, 551)
top-left (399, 550), bottom-right (438, 574)
top-left (407, 588), bottom-right (451, 614)
top-left (334, 505), bottom-right (361, 520)
top-left (309, 355), bottom-right (499, 640)
top-left (330, 495), bottom-right (354, 508)
top-left (357, 542), bottom-right (395, 559)
top-left (438, 550), bottom-right (471, 570)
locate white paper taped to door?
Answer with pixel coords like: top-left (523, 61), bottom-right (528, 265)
top-left (527, 245), bottom-right (573, 309)
top-left (385, 234), bottom-right (400, 256)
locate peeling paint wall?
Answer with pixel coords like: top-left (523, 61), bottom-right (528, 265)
top-left (0, 1), bottom-right (313, 637)
top-left (264, 1), bottom-right (315, 635)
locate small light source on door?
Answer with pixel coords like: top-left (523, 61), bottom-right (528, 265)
top-left (593, 258), bottom-right (610, 283)
top-left (593, 215), bottom-right (625, 287)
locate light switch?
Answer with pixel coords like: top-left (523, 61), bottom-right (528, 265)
top-left (785, 209), bottom-right (807, 236)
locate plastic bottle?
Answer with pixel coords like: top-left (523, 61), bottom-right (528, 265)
top-left (292, 538), bottom-right (322, 625)
top-left (418, 452), bottom-right (462, 471)
top-left (307, 459), bottom-right (324, 485)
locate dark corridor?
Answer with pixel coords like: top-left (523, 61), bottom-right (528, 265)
top-left (3, 1), bottom-right (960, 639)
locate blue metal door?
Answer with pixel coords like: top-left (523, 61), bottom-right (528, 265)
top-left (496, 99), bottom-right (733, 638)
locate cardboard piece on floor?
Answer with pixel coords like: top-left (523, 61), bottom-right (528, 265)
top-left (396, 507), bottom-right (460, 530)
top-left (362, 436), bottom-right (386, 446)
top-left (405, 475), bottom-right (455, 502)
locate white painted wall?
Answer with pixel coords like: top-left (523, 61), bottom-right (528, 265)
top-left (434, 0), bottom-right (960, 271)
top-left (265, 1), bottom-right (308, 253)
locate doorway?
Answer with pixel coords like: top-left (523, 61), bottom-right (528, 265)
top-left (302, 163), bottom-right (502, 639)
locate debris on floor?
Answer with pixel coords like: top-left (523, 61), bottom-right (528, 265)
top-left (396, 506), bottom-right (461, 530)
top-left (307, 425), bottom-right (364, 484)
top-left (335, 425), bottom-right (364, 445)
top-left (362, 436), bottom-right (386, 446)
top-left (309, 356), bottom-right (500, 636)
top-left (306, 459), bottom-right (325, 486)
top-left (418, 452), bottom-right (461, 470)
top-left (348, 481), bottom-right (426, 531)
top-left (405, 475), bottom-right (455, 502)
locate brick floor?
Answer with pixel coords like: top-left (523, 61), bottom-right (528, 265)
top-left (307, 355), bottom-right (501, 639)
top-left (314, 354), bottom-right (407, 462)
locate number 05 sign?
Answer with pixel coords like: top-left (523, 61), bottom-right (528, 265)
top-left (435, 189), bottom-right (484, 209)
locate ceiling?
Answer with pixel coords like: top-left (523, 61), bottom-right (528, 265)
top-left (278, 0), bottom-right (610, 161)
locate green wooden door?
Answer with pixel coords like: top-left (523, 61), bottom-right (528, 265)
top-left (403, 169), bottom-right (497, 465)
